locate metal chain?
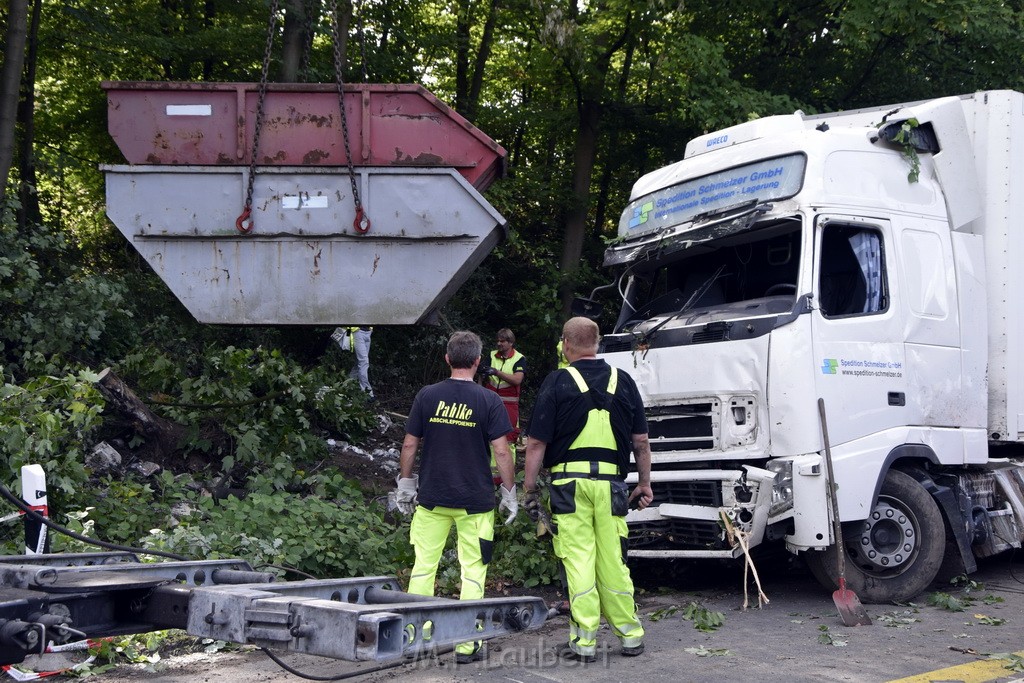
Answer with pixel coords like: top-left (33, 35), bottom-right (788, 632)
top-left (329, 0), bottom-right (370, 233)
top-left (237, 0), bottom-right (281, 234)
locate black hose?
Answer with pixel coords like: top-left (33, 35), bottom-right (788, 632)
top-left (0, 481), bottom-right (188, 561)
top-left (260, 645), bottom-right (452, 681)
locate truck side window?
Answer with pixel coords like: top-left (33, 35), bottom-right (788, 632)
top-left (819, 225), bottom-right (886, 317)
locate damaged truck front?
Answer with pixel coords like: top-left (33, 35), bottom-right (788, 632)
top-left (595, 92), bottom-right (1024, 603)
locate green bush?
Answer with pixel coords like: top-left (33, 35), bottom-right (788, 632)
top-left (76, 472), bottom-right (187, 547)
top-left (491, 517), bottom-right (561, 588)
top-left (140, 476), bottom-right (414, 579)
top-left (0, 196), bottom-right (132, 380)
top-left (0, 370), bottom-right (104, 497)
top-left (117, 345), bottom-right (376, 488)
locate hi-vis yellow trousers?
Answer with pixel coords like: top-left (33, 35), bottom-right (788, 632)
top-left (550, 472), bottom-right (644, 656)
top-left (408, 505), bottom-right (495, 656)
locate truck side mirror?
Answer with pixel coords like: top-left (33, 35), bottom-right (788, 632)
top-left (571, 297), bottom-right (603, 319)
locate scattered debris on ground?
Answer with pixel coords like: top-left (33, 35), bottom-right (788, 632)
top-left (325, 411), bottom-right (408, 493)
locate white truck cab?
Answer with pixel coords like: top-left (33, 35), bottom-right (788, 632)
top-left (597, 91), bottom-right (1024, 602)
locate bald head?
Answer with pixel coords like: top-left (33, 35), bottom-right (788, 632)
top-left (562, 317), bottom-right (600, 360)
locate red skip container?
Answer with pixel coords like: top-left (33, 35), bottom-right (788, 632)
top-left (102, 81), bottom-right (506, 191)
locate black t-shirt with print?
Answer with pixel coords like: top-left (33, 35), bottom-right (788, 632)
top-left (407, 378), bottom-right (512, 513)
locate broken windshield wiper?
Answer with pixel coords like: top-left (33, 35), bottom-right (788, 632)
top-left (635, 263), bottom-right (728, 347)
top-left (690, 198), bottom-right (763, 225)
top-left (607, 203), bottom-right (773, 269)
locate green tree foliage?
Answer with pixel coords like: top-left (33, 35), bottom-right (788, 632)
top-left (0, 195), bottom-right (132, 378)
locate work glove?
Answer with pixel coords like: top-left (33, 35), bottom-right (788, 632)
top-left (498, 484), bottom-right (518, 524)
top-left (394, 475), bottom-right (419, 515)
top-left (480, 365), bottom-right (497, 377)
top-left (523, 488), bottom-right (542, 522)
top-left (523, 488), bottom-right (553, 538)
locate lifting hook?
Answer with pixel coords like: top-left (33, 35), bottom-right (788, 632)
top-left (236, 208), bottom-right (254, 234)
top-left (353, 206), bottom-right (371, 234)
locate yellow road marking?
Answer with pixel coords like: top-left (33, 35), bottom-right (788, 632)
top-left (889, 651), bottom-right (1024, 683)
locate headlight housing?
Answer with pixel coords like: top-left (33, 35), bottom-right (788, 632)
top-left (767, 459), bottom-right (794, 516)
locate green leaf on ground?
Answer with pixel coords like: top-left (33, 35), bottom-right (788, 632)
top-left (682, 602), bottom-right (725, 632)
top-left (928, 592), bottom-right (967, 612)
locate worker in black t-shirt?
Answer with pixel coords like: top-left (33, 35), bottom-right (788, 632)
top-left (524, 316), bottom-right (653, 662)
top-left (394, 330), bottom-right (518, 664)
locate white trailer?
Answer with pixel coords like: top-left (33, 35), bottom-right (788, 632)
top-left (595, 90), bottom-right (1024, 602)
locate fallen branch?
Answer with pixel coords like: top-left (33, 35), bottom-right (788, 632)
top-left (720, 511), bottom-right (770, 609)
top-left (94, 367), bottom-right (190, 464)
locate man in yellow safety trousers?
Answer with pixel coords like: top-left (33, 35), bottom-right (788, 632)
top-left (395, 330), bottom-right (519, 664)
top-left (524, 316), bottom-right (653, 662)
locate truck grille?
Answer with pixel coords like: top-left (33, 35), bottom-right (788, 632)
top-left (629, 520), bottom-right (725, 550)
top-left (627, 480), bottom-right (726, 550)
top-left (603, 339), bottom-right (632, 353)
top-left (651, 480), bottom-right (721, 507)
top-left (647, 402), bottom-right (718, 452)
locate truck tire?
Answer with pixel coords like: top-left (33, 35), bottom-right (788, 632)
top-left (804, 468), bottom-right (945, 603)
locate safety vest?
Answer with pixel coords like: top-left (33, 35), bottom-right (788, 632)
top-left (564, 365), bottom-right (619, 461)
top-left (486, 349), bottom-right (524, 402)
top-left (556, 340), bottom-right (569, 369)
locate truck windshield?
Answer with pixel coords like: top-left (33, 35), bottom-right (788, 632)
top-left (614, 216), bottom-right (801, 334)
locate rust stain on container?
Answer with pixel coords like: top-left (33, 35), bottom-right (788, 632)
top-left (391, 148), bottom-right (444, 165)
top-left (414, 152), bottom-right (444, 165)
top-left (303, 149), bottom-right (330, 164)
top-left (310, 243), bottom-right (323, 275)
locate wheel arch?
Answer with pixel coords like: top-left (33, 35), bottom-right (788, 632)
top-left (871, 445), bottom-right (977, 578)
top-left (868, 444), bottom-right (939, 506)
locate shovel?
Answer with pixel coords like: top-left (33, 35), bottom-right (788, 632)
top-left (818, 398), bottom-right (872, 627)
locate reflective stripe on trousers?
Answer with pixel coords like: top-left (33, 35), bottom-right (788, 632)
top-left (550, 477), bottom-right (644, 655)
top-left (408, 505), bottom-right (495, 655)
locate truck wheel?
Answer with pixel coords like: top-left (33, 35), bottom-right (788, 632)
top-left (804, 469), bottom-right (945, 603)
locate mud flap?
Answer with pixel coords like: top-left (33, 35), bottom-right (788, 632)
top-left (903, 467), bottom-right (977, 576)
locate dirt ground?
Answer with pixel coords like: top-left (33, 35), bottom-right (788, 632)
top-left (322, 409), bottom-right (410, 494)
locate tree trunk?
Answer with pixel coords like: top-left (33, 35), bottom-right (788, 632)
top-left (0, 0), bottom-right (30, 204)
top-left (558, 98), bottom-right (602, 317)
top-left (201, 0), bottom-right (216, 80)
top-left (331, 1), bottom-right (353, 80)
top-left (466, 0), bottom-right (500, 122)
top-left (454, 0), bottom-right (471, 115)
top-left (95, 368), bottom-right (189, 464)
top-left (16, 0), bottom-right (42, 231)
top-left (281, 0), bottom-right (307, 82)
top-left (593, 32), bottom-right (634, 237)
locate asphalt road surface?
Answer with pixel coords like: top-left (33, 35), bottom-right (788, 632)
top-left (53, 551), bottom-right (1024, 682)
